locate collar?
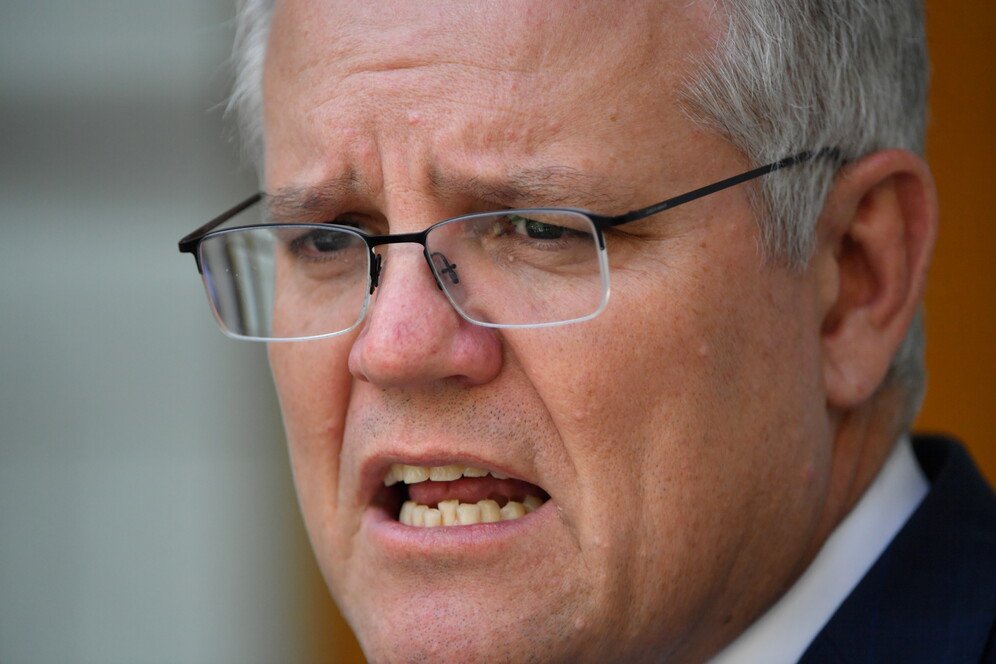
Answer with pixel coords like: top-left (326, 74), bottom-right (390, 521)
top-left (707, 436), bottom-right (928, 664)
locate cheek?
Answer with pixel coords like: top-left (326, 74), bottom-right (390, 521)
top-left (607, 241), bottom-right (821, 430)
top-left (268, 338), bottom-right (355, 510)
top-left (612, 262), bottom-right (828, 551)
top-left (269, 340), bottom-right (353, 440)
top-left (517, 250), bottom-right (825, 534)
top-left (268, 337), bottom-right (362, 588)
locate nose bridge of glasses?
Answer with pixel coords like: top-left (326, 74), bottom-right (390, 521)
top-left (363, 229), bottom-right (446, 293)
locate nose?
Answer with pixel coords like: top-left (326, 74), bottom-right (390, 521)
top-left (347, 244), bottom-right (502, 388)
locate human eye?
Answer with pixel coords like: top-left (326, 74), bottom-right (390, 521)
top-left (501, 213), bottom-right (592, 245)
top-left (509, 214), bottom-right (568, 240)
top-left (289, 226), bottom-right (360, 258)
top-left (459, 211), bottom-right (599, 275)
top-left (267, 225), bottom-right (366, 284)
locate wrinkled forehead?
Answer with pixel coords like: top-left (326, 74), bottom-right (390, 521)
top-left (265, 0), bottom-right (719, 112)
top-left (272, 1), bottom-right (704, 60)
top-left (263, 0), bottom-right (723, 196)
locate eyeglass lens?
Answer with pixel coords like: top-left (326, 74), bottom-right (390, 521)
top-left (196, 210), bottom-right (607, 341)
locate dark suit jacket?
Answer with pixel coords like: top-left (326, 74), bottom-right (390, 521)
top-left (798, 435), bottom-right (996, 663)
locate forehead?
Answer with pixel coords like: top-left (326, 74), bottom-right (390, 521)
top-left (267, 0), bottom-right (715, 82)
top-left (264, 0), bottom-right (722, 198)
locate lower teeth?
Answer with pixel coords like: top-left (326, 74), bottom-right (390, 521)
top-left (399, 495), bottom-right (544, 526)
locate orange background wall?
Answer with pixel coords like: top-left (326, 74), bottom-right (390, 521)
top-left (916, 1), bottom-right (996, 484)
top-left (305, 3), bottom-right (996, 660)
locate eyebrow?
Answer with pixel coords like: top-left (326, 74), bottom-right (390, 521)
top-left (429, 166), bottom-right (635, 211)
top-left (266, 173), bottom-right (363, 221)
top-left (265, 165), bottom-right (636, 221)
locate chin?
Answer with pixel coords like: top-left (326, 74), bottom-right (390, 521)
top-left (326, 559), bottom-right (607, 664)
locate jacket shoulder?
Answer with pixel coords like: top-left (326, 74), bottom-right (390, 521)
top-left (800, 435), bottom-right (996, 664)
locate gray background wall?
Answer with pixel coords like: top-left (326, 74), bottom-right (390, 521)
top-left (0, 2), bottom-right (316, 661)
top-left (1, 2), bottom-right (993, 663)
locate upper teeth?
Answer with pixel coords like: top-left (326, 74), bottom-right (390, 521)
top-left (383, 463), bottom-right (509, 486)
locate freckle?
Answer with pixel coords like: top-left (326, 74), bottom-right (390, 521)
top-left (609, 114), bottom-right (618, 122)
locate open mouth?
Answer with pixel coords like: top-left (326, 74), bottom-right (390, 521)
top-left (381, 463), bottom-right (549, 527)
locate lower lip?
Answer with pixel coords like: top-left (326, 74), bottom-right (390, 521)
top-left (363, 500), bottom-right (556, 558)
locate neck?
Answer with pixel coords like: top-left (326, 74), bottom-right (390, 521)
top-left (812, 387), bottom-right (906, 559)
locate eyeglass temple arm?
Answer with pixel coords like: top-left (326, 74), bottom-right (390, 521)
top-left (178, 192), bottom-right (263, 258)
top-left (597, 148), bottom-right (841, 229)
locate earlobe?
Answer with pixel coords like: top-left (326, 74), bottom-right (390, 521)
top-left (817, 149), bottom-right (938, 409)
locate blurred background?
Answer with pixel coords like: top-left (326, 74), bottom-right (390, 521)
top-left (0, 1), bottom-right (991, 662)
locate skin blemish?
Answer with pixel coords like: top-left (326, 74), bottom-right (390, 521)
top-left (408, 111), bottom-right (421, 125)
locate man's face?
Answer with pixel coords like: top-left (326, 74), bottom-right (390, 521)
top-left (264, 1), bottom-right (836, 662)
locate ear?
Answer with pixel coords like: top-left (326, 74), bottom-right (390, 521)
top-left (815, 149), bottom-right (938, 409)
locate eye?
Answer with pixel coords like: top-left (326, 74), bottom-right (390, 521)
top-left (289, 227), bottom-right (357, 256)
top-left (281, 223), bottom-right (372, 266)
top-left (508, 215), bottom-right (570, 240)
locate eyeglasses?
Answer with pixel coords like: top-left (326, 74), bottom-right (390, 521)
top-left (179, 149), bottom-right (837, 341)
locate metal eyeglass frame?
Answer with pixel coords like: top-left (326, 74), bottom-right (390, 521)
top-left (178, 148), bottom-right (839, 337)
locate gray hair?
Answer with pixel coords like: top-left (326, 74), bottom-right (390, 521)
top-left (227, 0), bottom-right (929, 429)
top-left (228, 0), bottom-right (273, 170)
top-left (681, 0), bottom-right (928, 429)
